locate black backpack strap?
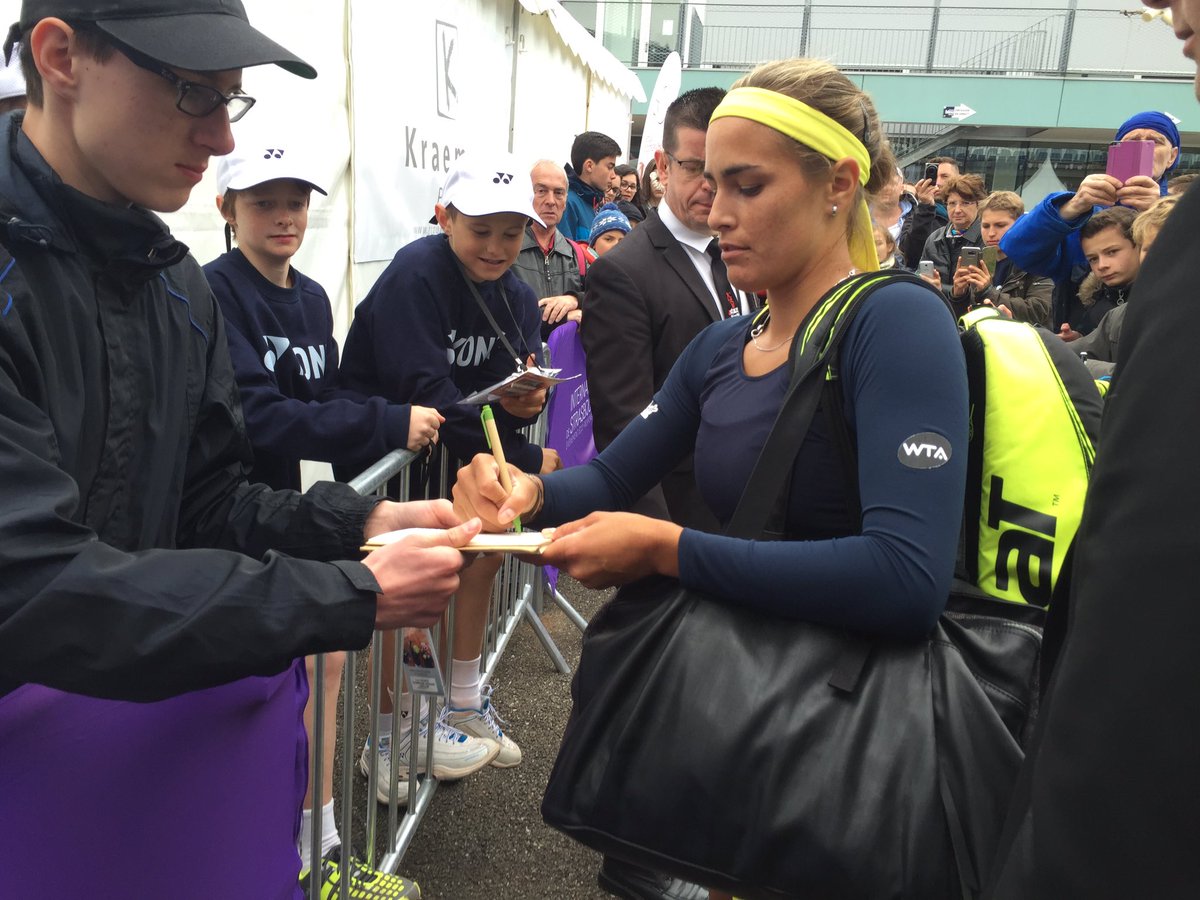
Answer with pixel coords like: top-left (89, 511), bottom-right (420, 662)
top-left (726, 271), bottom-right (928, 540)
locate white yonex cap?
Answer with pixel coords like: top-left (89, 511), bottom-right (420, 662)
top-left (437, 151), bottom-right (544, 225)
top-left (0, 43), bottom-right (25, 102)
top-left (216, 139), bottom-right (327, 196)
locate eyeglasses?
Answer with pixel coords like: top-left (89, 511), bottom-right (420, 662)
top-left (665, 151), bottom-right (705, 178)
top-left (533, 186), bottom-right (568, 199)
top-left (114, 41), bottom-right (256, 123)
top-left (946, 199), bottom-right (978, 209)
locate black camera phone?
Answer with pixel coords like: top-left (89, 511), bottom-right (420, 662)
top-left (924, 162), bottom-right (939, 183)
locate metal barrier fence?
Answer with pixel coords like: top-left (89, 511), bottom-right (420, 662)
top-left (304, 415), bottom-right (586, 898)
top-left (564, 2), bottom-right (1192, 79)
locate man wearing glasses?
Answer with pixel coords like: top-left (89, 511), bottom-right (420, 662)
top-left (0, 2), bottom-right (479, 897)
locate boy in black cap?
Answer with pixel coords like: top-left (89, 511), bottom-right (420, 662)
top-left (0, 3), bottom-right (477, 897)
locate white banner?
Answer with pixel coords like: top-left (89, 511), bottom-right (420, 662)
top-left (350, 0), bottom-right (514, 262)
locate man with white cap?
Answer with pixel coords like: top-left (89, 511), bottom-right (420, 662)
top-left (0, 2), bottom-right (481, 896)
top-left (341, 150), bottom-right (563, 800)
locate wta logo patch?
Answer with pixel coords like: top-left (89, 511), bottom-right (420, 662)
top-left (898, 432), bottom-right (952, 469)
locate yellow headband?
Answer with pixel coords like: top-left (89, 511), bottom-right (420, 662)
top-left (711, 86), bottom-right (879, 272)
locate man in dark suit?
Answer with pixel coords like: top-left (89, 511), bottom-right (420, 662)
top-left (582, 87), bottom-right (752, 535)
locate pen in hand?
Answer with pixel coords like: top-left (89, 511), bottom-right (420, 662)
top-left (480, 404), bottom-right (521, 532)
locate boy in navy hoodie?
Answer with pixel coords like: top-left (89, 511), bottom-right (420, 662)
top-left (340, 152), bottom-right (561, 796)
top-left (205, 134), bottom-right (444, 898)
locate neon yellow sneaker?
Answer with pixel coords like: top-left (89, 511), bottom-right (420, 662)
top-left (300, 845), bottom-right (421, 899)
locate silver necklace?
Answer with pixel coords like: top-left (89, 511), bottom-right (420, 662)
top-left (750, 268), bottom-right (858, 353)
top-left (749, 323), bottom-right (793, 353)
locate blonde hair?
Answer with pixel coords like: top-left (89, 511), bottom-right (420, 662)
top-left (979, 191), bottom-right (1024, 219)
top-left (872, 222), bottom-right (896, 255)
top-left (1132, 194), bottom-right (1180, 246)
top-left (732, 59), bottom-right (895, 243)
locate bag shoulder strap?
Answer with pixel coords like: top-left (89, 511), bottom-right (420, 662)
top-left (726, 271), bottom-right (930, 540)
top-left (565, 237), bottom-right (590, 279)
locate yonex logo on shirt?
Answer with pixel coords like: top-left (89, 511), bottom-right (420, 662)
top-left (262, 335), bottom-right (326, 380)
top-left (446, 331), bottom-right (496, 368)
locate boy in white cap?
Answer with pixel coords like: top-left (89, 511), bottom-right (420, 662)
top-left (340, 151), bottom-right (563, 794)
top-left (0, 42), bottom-right (26, 114)
top-left (0, 2), bottom-right (481, 896)
top-left (206, 133), bottom-right (449, 898)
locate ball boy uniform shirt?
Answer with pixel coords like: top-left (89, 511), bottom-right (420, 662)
top-left (205, 248), bottom-right (414, 492)
top-left (339, 233), bottom-right (544, 473)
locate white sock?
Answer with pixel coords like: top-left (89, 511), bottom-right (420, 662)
top-left (450, 656), bottom-right (482, 710)
top-left (299, 800), bottom-right (340, 871)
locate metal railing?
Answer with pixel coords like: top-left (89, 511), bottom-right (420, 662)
top-left (564, 2), bottom-right (1192, 79)
top-left (305, 423), bottom-right (585, 897)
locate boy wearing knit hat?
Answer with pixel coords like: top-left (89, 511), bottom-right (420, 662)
top-left (1000, 110), bottom-right (1183, 336)
top-left (588, 201), bottom-right (632, 258)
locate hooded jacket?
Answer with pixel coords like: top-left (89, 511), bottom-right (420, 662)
top-left (0, 114), bottom-right (379, 701)
top-left (563, 169), bottom-right (606, 242)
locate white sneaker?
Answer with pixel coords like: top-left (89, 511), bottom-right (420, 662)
top-left (358, 728), bottom-right (410, 806)
top-left (359, 708), bottom-right (498, 802)
top-left (446, 688), bottom-right (522, 768)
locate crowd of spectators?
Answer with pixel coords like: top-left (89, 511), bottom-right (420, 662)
top-left (3, 0), bottom-right (1199, 897)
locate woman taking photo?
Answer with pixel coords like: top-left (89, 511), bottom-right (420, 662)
top-left (455, 58), bottom-right (969, 896)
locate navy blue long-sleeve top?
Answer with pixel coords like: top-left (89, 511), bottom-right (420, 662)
top-left (540, 281), bottom-right (969, 639)
top-left (339, 234), bottom-right (544, 473)
top-left (205, 249), bottom-right (412, 491)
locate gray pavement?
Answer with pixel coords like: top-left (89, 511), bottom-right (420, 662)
top-left (339, 577), bottom-right (616, 900)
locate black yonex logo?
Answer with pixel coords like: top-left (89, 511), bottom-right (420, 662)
top-left (493, 172), bottom-right (514, 184)
top-left (897, 432), bottom-right (952, 469)
top-left (263, 148), bottom-right (284, 159)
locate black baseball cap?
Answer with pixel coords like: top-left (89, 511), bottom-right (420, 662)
top-left (10, 0), bottom-right (315, 78)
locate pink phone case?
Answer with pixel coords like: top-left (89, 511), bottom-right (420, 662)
top-left (1106, 140), bottom-right (1154, 183)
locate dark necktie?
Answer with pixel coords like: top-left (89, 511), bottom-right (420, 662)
top-left (706, 238), bottom-right (739, 318)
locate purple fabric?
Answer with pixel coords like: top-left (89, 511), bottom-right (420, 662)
top-left (0, 661), bottom-right (309, 898)
top-left (545, 321), bottom-right (596, 469)
top-left (544, 321), bottom-right (597, 590)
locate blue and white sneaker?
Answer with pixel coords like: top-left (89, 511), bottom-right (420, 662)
top-left (446, 687), bottom-right (522, 768)
top-left (359, 707), bottom-right (497, 803)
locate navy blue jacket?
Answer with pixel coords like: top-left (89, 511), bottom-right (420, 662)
top-left (339, 234), bottom-right (543, 473)
top-left (205, 249), bottom-right (413, 492)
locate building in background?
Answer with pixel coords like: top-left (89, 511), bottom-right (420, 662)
top-left (564, 0), bottom-right (1198, 204)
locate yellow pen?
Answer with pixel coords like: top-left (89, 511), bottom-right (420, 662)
top-left (480, 404), bottom-right (521, 532)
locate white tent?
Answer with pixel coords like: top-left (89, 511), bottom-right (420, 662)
top-left (157, 0), bottom-right (640, 338)
top-left (0, 0), bottom-right (641, 483)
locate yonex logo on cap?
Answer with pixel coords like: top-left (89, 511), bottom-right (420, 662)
top-left (263, 148), bottom-right (284, 159)
top-left (493, 173), bottom-right (513, 184)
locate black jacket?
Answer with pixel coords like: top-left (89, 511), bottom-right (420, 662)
top-left (923, 216), bottom-right (984, 303)
top-left (0, 114), bottom-right (378, 701)
top-left (985, 177), bottom-right (1200, 900)
top-left (898, 200), bottom-right (947, 272)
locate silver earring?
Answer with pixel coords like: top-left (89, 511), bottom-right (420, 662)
top-left (830, 204), bottom-right (838, 216)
